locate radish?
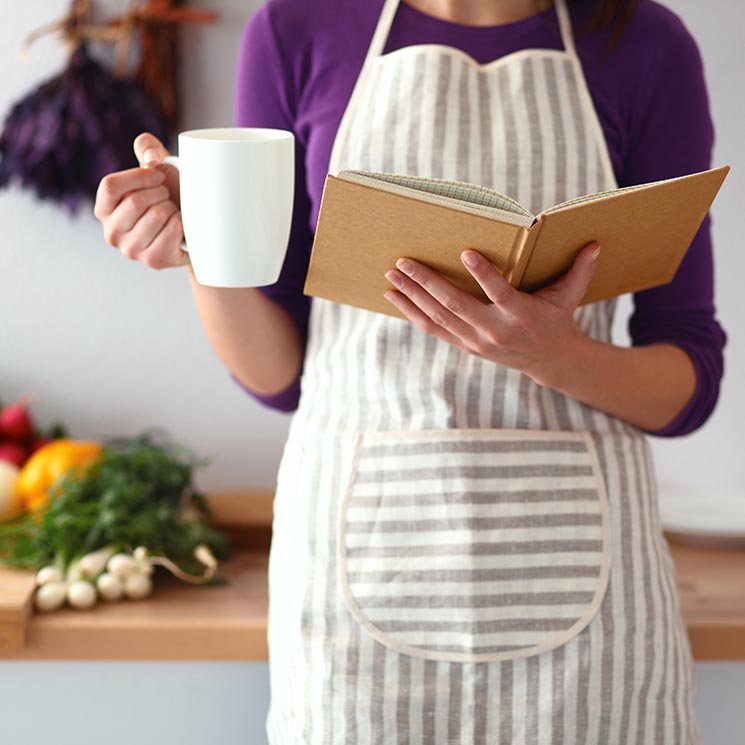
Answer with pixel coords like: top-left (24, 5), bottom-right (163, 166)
top-left (107, 553), bottom-right (137, 579)
top-left (0, 440), bottom-right (27, 468)
top-left (0, 397), bottom-right (34, 441)
top-left (35, 582), bottom-right (68, 612)
top-left (194, 544), bottom-right (217, 571)
top-left (133, 545), bottom-right (154, 575)
top-left (36, 565), bottom-right (64, 586)
top-left (124, 573), bottom-right (153, 599)
top-left (78, 545), bottom-right (116, 579)
top-left (67, 580), bottom-right (97, 609)
top-left (96, 572), bottom-right (124, 601)
top-left (30, 437), bottom-right (52, 454)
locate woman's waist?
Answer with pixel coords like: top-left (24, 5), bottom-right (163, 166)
top-left (293, 373), bottom-right (644, 442)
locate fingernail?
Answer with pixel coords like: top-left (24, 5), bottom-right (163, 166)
top-left (150, 168), bottom-right (165, 182)
top-left (396, 259), bottom-right (414, 276)
top-left (385, 270), bottom-right (403, 288)
top-left (462, 250), bottom-right (479, 267)
top-left (143, 148), bottom-right (159, 166)
top-left (591, 245), bottom-right (601, 263)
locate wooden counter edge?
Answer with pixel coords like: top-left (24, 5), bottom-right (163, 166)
top-left (686, 625), bottom-right (745, 662)
top-left (0, 566), bottom-right (36, 653)
top-left (0, 547), bottom-right (269, 662)
top-left (1, 622), bottom-right (269, 661)
top-left (2, 493), bottom-right (745, 662)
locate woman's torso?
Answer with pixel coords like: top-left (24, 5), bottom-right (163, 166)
top-left (264, 2), bottom-right (699, 743)
top-left (297, 0), bottom-right (654, 234)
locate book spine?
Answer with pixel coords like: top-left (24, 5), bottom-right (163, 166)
top-left (503, 228), bottom-right (526, 286)
top-left (507, 218), bottom-right (544, 289)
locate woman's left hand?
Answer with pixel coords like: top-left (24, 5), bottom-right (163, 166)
top-left (383, 241), bottom-right (601, 388)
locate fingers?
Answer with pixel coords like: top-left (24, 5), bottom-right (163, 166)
top-left (140, 211), bottom-right (190, 269)
top-left (385, 261), bottom-right (479, 342)
top-left (561, 242), bottom-right (601, 309)
top-left (118, 200), bottom-right (180, 260)
top-left (93, 132), bottom-right (186, 271)
top-left (383, 289), bottom-right (474, 354)
top-left (134, 132), bottom-right (169, 168)
top-left (461, 250), bottom-right (526, 314)
top-left (133, 132), bottom-right (181, 204)
top-left (534, 241), bottom-right (601, 310)
top-left (94, 167), bottom-right (166, 219)
top-left (100, 177), bottom-right (184, 267)
top-left (105, 185), bottom-right (170, 240)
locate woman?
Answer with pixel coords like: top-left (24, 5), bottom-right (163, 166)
top-left (94, 0), bottom-right (727, 742)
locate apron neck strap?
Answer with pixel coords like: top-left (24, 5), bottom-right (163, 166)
top-left (330, 0), bottom-right (584, 175)
top-left (555, 0), bottom-right (579, 59)
top-left (364, 0), bottom-right (400, 65)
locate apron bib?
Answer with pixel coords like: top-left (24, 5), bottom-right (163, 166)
top-left (266, 1), bottom-right (699, 742)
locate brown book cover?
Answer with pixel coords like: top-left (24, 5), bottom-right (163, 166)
top-left (303, 166), bottom-right (730, 319)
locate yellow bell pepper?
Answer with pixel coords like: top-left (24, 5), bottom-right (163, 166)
top-left (15, 439), bottom-right (102, 513)
top-left (0, 462), bottom-right (23, 522)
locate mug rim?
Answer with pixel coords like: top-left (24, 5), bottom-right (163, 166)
top-left (178, 127), bottom-right (293, 143)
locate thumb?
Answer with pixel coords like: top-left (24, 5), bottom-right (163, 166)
top-left (134, 132), bottom-right (170, 168)
top-left (535, 241), bottom-right (601, 310)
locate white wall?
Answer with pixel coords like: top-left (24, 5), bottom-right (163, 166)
top-left (0, 0), bottom-right (288, 492)
top-left (0, 1), bottom-right (743, 743)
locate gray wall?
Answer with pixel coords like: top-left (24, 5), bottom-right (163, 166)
top-left (0, 661), bottom-right (742, 744)
top-left (0, 0), bottom-right (290, 492)
top-left (1, 1), bottom-right (742, 743)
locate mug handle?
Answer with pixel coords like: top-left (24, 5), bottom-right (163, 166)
top-left (161, 155), bottom-right (188, 253)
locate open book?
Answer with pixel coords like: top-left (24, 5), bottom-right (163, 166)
top-left (303, 166), bottom-right (729, 317)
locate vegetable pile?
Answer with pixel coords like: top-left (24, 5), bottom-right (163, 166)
top-left (0, 394), bottom-right (68, 521)
top-left (0, 429), bottom-right (231, 612)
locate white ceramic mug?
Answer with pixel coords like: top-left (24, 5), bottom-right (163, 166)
top-left (162, 127), bottom-right (294, 287)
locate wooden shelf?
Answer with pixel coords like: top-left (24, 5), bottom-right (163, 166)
top-left (0, 490), bottom-right (274, 660)
top-left (0, 549), bottom-right (268, 661)
top-left (667, 539), bottom-right (745, 661)
top-left (2, 490), bottom-right (745, 661)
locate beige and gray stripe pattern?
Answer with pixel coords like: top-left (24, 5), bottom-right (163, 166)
top-left (265, 1), bottom-right (700, 742)
top-left (339, 430), bottom-right (611, 662)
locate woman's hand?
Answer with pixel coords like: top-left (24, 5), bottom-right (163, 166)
top-left (93, 132), bottom-right (189, 270)
top-left (383, 241), bottom-right (601, 388)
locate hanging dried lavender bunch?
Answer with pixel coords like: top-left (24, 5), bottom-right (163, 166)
top-left (0, 40), bottom-right (170, 215)
top-left (110, 1), bottom-right (218, 134)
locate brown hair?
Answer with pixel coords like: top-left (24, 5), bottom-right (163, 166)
top-left (572, 0), bottom-right (642, 58)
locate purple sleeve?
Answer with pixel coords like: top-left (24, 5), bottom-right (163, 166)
top-left (619, 12), bottom-right (727, 437)
top-left (230, 2), bottom-right (313, 412)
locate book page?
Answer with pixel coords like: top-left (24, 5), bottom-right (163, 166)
top-left (339, 170), bottom-right (535, 227)
top-left (537, 170), bottom-right (718, 216)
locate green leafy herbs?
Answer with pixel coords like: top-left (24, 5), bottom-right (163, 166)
top-left (0, 428), bottom-right (231, 584)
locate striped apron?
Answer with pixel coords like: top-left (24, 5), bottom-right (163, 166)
top-left (265, 0), bottom-right (700, 742)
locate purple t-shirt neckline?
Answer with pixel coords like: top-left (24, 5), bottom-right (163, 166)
top-left (396, 0), bottom-right (560, 34)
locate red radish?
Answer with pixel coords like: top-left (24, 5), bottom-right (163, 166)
top-left (30, 436), bottom-right (52, 453)
top-left (0, 440), bottom-right (28, 468)
top-left (0, 396), bottom-right (34, 440)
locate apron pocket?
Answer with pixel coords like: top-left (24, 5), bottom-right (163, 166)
top-left (337, 428), bottom-right (612, 663)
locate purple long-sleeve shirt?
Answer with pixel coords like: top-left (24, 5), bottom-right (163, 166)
top-left (230, 0), bottom-right (727, 437)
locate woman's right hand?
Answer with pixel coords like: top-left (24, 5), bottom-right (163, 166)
top-left (93, 132), bottom-right (190, 269)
